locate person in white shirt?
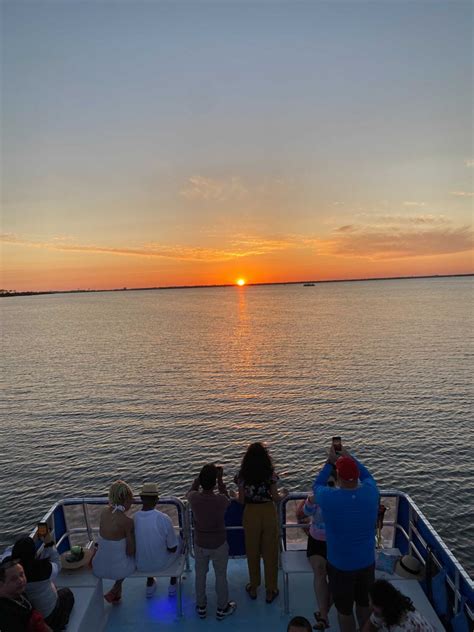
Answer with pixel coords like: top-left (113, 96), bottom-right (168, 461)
top-left (133, 482), bottom-right (180, 598)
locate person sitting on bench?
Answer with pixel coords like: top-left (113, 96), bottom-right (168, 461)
top-left (133, 482), bottom-right (180, 598)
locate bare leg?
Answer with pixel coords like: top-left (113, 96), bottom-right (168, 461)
top-left (104, 579), bottom-right (124, 603)
top-left (337, 611), bottom-right (357, 632)
top-left (111, 579), bottom-right (124, 594)
top-left (309, 555), bottom-right (330, 623)
top-left (356, 605), bottom-right (370, 629)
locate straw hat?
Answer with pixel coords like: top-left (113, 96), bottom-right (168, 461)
top-left (60, 545), bottom-right (95, 570)
top-left (140, 482), bottom-right (159, 497)
top-left (395, 554), bottom-right (425, 580)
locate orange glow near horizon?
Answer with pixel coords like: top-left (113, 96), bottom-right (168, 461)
top-left (1, 241), bottom-right (473, 293)
top-left (2, 3), bottom-right (473, 296)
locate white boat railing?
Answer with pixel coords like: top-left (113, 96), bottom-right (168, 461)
top-left (278, 490), bottom-right (473, 625)
top-left (14, 490), bottom-right (473, 626)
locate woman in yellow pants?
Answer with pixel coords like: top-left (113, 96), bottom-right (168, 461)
top-left (236, 442), bottom-right (287, 603)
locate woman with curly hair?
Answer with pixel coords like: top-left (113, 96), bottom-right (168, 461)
top-left (92, 480), bottom-right (136, 604)
top-left (236, 442), bottom-right (287, 603)
top-left (365, 580), bottom-right (435, 632)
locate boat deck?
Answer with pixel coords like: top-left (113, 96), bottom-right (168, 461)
top-left (56, 557), bottom-right (444, 632)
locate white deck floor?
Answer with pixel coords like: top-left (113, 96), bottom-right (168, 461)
top-left (56, 558), bottom-right (444, 632)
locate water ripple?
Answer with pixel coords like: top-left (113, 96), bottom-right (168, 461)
top-left (1, 278), bottom-right (473, 576)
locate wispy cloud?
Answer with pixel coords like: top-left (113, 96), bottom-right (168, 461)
top-left (349, 213), bottom-right (448, 227)
top-left (326, 226), bottom-right (473, 260)
top-left (450, 191), bottom-right (474, 197)
top-left (465, 159), bottom-right (474, 168)
top-left (178, 174), bottom-right (296, 208)
top-left (407, 215), bottom-right (449, 226)
top-left (0, 233), bottom-right (292, 263)
top-left (228, 234), bottom-right (296, 255)
top-left (180, 175), bottom-right (247, 202)
top-left (403, 201), bottom-right (426, 207)
top-left (2, 218), bottom-right (472, 266)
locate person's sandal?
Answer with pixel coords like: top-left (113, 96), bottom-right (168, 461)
top-left (104, 587), bottom-right (121, 604)
top-left (313, 611), bottom-right (329, 630)
top-left (245, 584), bottom-right (257, 600)
top-left (265, 589), bottom-right (279, 604)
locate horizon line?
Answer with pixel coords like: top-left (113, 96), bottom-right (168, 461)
top-left (1, 272), bottom-right (473, 298)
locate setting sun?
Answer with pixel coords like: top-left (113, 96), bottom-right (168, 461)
top-left (236, 278), bottom-right (246, 286)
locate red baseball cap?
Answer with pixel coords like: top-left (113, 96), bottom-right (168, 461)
top-left (335, 456), bottom-right (359, 481)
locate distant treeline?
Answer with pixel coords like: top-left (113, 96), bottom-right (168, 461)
top-left (1, 274), bottom-right (473, 298)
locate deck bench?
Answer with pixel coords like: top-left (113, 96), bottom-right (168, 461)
top-left (131, 554), bottom-right (187, 617)
top-left (280, 549), bottom-right (312, 613)
top-left (55, 553), bottom-right (186, 630)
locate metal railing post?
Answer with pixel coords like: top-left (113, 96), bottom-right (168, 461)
top-left (82, 501), bottom-right (94, 543)
top-left (408, 504), bottom-right (414, 556)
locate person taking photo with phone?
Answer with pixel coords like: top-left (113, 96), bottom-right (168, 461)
top-left (187, 463), bottom-right (237, 621)
top-left (11, 530), bottom-right (74, 631)
top-left (313, 440), bottom-right (379, 632)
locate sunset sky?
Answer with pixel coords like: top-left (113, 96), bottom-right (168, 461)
top-left (1, 1), bottom-right (473, 291)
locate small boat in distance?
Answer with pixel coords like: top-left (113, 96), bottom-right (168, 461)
top-left (303, 282), bottom-right (315, 286)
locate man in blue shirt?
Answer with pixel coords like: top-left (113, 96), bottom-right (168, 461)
top-left (313, 446), bottom-right (379, 632)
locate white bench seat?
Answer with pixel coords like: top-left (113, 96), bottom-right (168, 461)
top-left (132, 554), bottom-right (187, 616)
top-left (281, 549), bottom-right (311, 613)
top-left (55, 554), bottom-right (186, 630)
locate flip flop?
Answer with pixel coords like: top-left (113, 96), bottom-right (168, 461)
top-left (265, 589), bottom-right (279, 604)
top-left (313, 611), bottom-right (329, 630)
top-left (245, 583), bottom-right (257, 600)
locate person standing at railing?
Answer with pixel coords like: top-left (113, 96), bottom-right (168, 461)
top-left (92, 480), bottom-right (136, 604)
top-left (236, 441), bottom-right (288, 604)
top-left (187, 463), bottom-right (237, 620)
top-left (303, 470), bottom-right (336, 630)
top-left (313, 444), bottom-right (379, 632)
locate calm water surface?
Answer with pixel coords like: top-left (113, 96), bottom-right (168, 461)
top-left (1, 278), bottom-right (473, 575)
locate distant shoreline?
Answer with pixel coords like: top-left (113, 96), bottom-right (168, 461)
top-left (1, 273), bottom-right (473, 298)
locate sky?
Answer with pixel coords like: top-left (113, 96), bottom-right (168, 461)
top-left (1, 0), bottom-right (473, 291)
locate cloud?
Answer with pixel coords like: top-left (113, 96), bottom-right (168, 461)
top-left (2, 219), bottom-right (472, 266)
top-left (345, 213), bottom-right (449, 227)
top-left (450, 191), bottom-right (474, 197)
top-left (403, 201), bottom-right (426, 207)
top-left (180, 175), bottom-right (247, 202)
top-left (0, 232), bottom-right (294, 263)
top-left (228, 234), bottom-right (295, 255)
top-left (327, 226), bottom-right (473, 260)
top-left (465, 159), bottom-right (474, 167)
top-left (407, 215), bottom-right (448, 226)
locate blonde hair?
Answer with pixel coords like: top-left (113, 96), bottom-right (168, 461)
top-left (109, 480), bottom-right (133, 506)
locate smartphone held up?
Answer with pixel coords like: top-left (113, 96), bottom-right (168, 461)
top-left (332, 436), bottom-right (342, 455)
top-left (37, 522), bottom-right (49, 538)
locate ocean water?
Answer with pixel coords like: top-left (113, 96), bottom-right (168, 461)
top-left (1, 277), bottom-right (473, 575)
